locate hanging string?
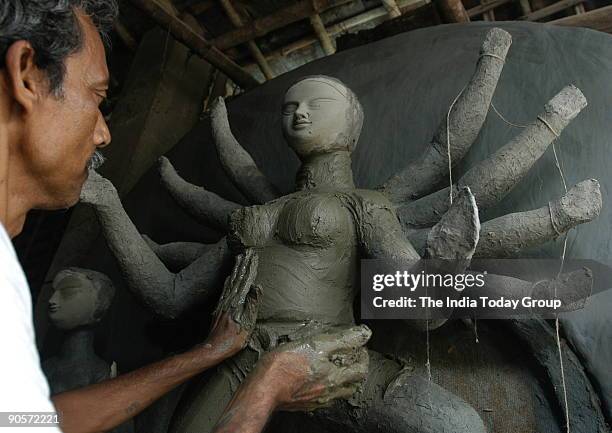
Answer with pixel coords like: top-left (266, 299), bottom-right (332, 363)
top-left (490, 100), bottom-right (572, 433)
top-left (425, 284), bottom-right (432, 381)
top-left (445, 86), bottom-right (466, 205)
top-left (432, 84), bottom-right (469, 380)
top-left (551, 141), bottom-right (571, 433)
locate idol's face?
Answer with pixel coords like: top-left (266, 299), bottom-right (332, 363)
top-left (48, 270), bottom-right (98, 330)
top-left (281, 78), bottom-right (352, 158)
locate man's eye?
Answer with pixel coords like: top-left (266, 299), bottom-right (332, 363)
top-left (99, 98), bottom-right (112, 117)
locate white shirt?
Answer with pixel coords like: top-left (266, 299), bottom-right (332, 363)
top-left (0, 223), bottom-right (62, 432)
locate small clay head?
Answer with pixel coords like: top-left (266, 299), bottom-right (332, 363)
top-left (48, 267), bottom-right (115, 330)
top-left (281, 75), bottom-right (364, 158)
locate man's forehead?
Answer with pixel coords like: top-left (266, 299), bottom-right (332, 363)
top-left (72, 11), bottom-right (109, 86)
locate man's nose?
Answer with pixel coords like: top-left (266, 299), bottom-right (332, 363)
top-left (94, 112), bottom-right (112, 148)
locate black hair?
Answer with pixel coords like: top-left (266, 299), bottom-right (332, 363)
top-left (0, 0), bottom-right (118, 94)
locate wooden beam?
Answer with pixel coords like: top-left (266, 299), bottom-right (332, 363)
top-left (188, 0), bottom-right (214, 15)
top-left (382, 0), bottom-right (403, 17)
top-left (434, 0), bottom-right (469, 22)
top-left (552, 4), bottom-right (612, 33)
top-left (114, 20), bottom-right (138, 51)
top-left (520, 0), bottom-right (584, 20)
top-left (129, 0), bottom-right (259, 89)
top-left (310, 13), bottom-right (336, 55)
top-left (218, 0), bottom-right (275, 79)
top-left (241, 0), bottom-right (426, 65)
top-left (518, 0), bottom-right (532, 15)
top-left (211, 0), bottom-right (352, 50)
top-left (573, 3), bottom-right (586, 14)
top-left (467, 0), bottom-right (510, 17)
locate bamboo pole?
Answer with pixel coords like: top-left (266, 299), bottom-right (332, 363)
top-left (482, 0), bottom-right (495, 21)
top-left (435, 0), bottom-right (469, 22)
top-left (189, 0), bottom-right (214, 15)
top-left (211, 0), bottom-right (353, 50)
top-left (128, 0), bottom-right (259, 89)
top-left (466, 0), bottom-right (510, 17)
top-left (518, 0), bottom-right (532, 15)
top-left (382, 0), bottom-right (403, 17)
top-left (241, 0), bottom-right (426, 65)
top-left (552, 4), bottom-right (612, 33)
top-left (309, 13), bottom-right (336, 55)
top-left (114, 20), bottom-right (138, 51)
top-left (520, 0), bottom-right (584, 20)
top-left (218, 0), bottom-right (274, 79)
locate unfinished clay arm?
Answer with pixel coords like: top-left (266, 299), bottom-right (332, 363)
top-left (211, 97), bottom-right (279, 205)
top-left (381, 27), bottom-right (512, 203)
top-left (475, 179), bottom-right (601, 257)
top-left (80, 171), bottom-right (230, 319)
top-left (346, 190), bottom-right (420, 261)
top-left (399, 85), bottom-right (588, 228)
top-left (406, 180), bottom-right (601, 257)
top-left (159, 156), bottom-right (240, 232)
top-left (143, 235), bottom-right (227, 271)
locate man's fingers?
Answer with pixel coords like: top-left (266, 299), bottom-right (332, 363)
top-left (320, 383), bottom-right (361, 404)
top-left (311, 325), bottom-right (372, 355)
top-left (326, 347), bottom-right (369, 385)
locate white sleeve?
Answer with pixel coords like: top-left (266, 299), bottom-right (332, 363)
top-left (0, 225), bottom-right (62, 432)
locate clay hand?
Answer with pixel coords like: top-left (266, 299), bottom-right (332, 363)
top-left (258, 325), bottom-right (372, 411)
top-left (207, 249), bottom-right (262, 358)
top-left (80, 169), bottom-right (117, 205)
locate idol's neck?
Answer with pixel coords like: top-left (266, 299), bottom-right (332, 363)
top-left (59, 328), bottom-right (96, 360)
top-left (296, 151), bottom-right (355, 192)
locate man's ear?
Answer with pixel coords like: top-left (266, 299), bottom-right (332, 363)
top-left (4, 40), bottom-right (47, 113)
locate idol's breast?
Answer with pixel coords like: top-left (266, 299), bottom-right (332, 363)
top-left (254, 192), bottom-right (359, 324)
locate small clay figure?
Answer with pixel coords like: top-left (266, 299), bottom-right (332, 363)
top-left (80, 27), bottom-right (601, 433)
top-left (43, 267), bottom-right (115, 394)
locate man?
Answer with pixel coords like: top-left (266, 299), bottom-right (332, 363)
top-left (0, 1), bottom-right (370, 432)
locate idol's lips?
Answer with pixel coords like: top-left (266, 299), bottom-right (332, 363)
top-left (292, 120), bottom-right (311, 129)
top-left (48, 305), bottom-right (59, 313)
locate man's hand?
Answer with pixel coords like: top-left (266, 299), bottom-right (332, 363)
top-left (212, 325), bottom-right (371, 433)
top-left (206, 249), bottom-right (262, 358)
top-left (259, 324), bottom-right (372, 411)
top-left (80, 169), bottom-right (116, 205)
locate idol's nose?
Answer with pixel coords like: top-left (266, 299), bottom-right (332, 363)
top-left (294, 103), bottom-right (309, 119)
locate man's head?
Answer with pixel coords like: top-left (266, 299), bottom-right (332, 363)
top-left (0, 0), bottom-right (117, 213)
